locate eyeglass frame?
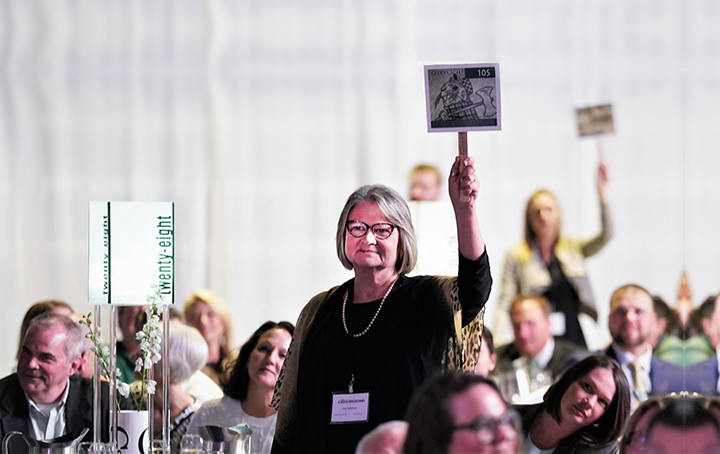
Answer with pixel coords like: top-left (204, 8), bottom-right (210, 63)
top-left (625, 431), bottom-right (649, 452)
top-left (346, 220), bottom-right (398, 240)
top-left (451, 409), bottom-right (521, 445)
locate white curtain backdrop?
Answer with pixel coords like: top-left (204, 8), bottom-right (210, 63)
top-left (1, 0), bottom-right (718, 372)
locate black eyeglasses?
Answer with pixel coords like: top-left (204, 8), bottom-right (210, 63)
top-left (346, 220), bottom-right (397, 240)
top-left (452, 410), bottom-right (521, 445)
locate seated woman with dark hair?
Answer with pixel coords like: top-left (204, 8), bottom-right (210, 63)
top-left (515, 354), bottom-right (630, 454)
top-left (187, 321), bottom-right (294, 454)
top-left (403, 371), bottom-right (521, 454)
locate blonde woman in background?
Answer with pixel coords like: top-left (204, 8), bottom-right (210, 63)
top-left (184, 289), bottom-right (235, 384)
top-left (495, 162), bottom-right (611, 349)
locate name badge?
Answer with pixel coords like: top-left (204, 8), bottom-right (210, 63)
top-left (330, 392), bottom-right (370, 424)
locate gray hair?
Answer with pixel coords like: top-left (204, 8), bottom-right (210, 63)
top-left (26, 313), bottom-right (85, 362)
top-left (165, 321), bottom-right (209, 384)
top-left (335, 184), bottom-right (418, 274)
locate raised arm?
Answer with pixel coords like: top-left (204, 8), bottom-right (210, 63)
top-left (449, 156), bottom-right (485, 260)
top-left (582, 160), bottom-right (613, 257)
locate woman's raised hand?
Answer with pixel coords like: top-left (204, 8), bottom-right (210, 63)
top-left (449, 156), bottom-right (479, 208)
top-left (597, 161), bottom-right (609, 203)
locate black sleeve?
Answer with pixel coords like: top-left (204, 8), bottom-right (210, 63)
top-left (459, 247), bottom-right (492, 326)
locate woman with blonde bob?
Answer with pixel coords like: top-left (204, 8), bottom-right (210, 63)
top-left (184, 289), bottom-right (235, 384)
top-left (495, 162), bottom-right (611, 348)
top-left (271, 156), bottom-right (491, 454)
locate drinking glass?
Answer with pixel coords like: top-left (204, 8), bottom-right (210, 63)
top-left (151, 440), bottom-right (170, 454)
top-left (77, 442), bottom-right (114, 454)
top-left (180, 434), bottom-right (203, 454)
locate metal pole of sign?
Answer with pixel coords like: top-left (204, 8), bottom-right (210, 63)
top-left (110, 305), bottom-right (118, 448)
top-left (163, 305), bottom-right (170, 445)
top-left (93, 304), bottom-right (102, 444)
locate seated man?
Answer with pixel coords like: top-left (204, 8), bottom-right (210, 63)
top-left (685, 293), bottom-right (720, 395)
top-left (0, 312), bottom-right (108, 452)
top-left (495, 294), bottom-right (585, 381)
top-left (408, 164), bottom-right (442, 201)
top-left (566, 284), bottom-right (685, 407)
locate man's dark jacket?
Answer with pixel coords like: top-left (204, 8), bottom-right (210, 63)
top-left (0, 374), bottom-right (109, 454)
top-left (495, 337), bottom-right (586, 380)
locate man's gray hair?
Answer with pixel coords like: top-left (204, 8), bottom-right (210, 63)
top-left (26, 312), bottom-right (85, 361)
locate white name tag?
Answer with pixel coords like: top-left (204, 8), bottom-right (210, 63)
top-left (330, 392), bottom-right (370, 424)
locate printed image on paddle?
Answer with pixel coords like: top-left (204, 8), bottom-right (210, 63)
top-left (424, 63), bottom-right (501, 132)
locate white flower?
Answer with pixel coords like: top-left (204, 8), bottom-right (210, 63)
top-left (117, 382), bottom-right (130, 398)
top-left (135, 358), bottom-right (144, 372)
top-left (101, 345), bottom-right (110, 357)
top-left (146, 379), bottom-right (157, 395)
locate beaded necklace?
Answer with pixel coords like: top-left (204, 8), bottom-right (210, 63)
top-left (342, 276), bottom-right (399, 338)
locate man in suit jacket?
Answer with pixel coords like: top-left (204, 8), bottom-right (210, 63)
top-left (566, 284), bottom-right (685, 406)
top-left (684, 293), bottom-right (720, 395)
top-left (0, 312), bottom-right (108, 453)
top-left (495, 294), bottom-right (585, 380)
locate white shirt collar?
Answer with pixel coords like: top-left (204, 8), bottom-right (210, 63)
top-left (611, 343), bottom-right (653, 370)
top-left (531, 337), bottom-right (555, 370)
top-left (25, 378), bottom-right (71, 441)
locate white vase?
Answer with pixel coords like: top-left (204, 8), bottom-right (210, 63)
top-left (117, 410), bottom-right (150, 454)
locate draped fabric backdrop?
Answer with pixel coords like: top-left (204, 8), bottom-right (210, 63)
top-left (1, 0), bottom-right (718, 372)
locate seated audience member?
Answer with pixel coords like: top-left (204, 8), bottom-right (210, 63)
top-left (187, 321), bottom-right (294, 454)
top-left (355, 420), bottom-right (408, 454)
top-left (184, 289), bottom-right (235, 385)
top-left (619, 396), bottom-right (673, 454)
top-left (475, 327), bottom-right (498, 377)
top-left (16, 300), bottom-right (75, 362)
top-left (180, 365), bottom-right (224, 407)
top-left (643, 395), bottom-right (720, 454)
top-left (71, 314), bottom-right (96, 380)
top-left (116, 305), bottom-right (146, 384)
top-left (151, 322), bottom-right (209, 454)
top-left (403, 371), bottom-right (521, 454)
top-left (684, 293), bottom-right (720, 394)
top-left (565, 284), bottom-right (685, 407)
top-left (409, 164), bottom-right (442, 201)
top-left (650, 295), bottom-right (700, 366)
top-left (496, 295), bottom-right (585, 381)
top-left (516, 354), bottom-right (630, 454)
top-left (1, 313), bottom-right (109, 452)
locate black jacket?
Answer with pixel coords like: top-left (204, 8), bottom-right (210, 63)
top-left (0, 374), bottom-right (109, 454)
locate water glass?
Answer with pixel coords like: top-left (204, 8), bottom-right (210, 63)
top-left (180, 434), bottom-right (203, 454)
top-left (77, 442), bottom-right (115, 454)
top-left (151, 440), bottom-right (170, 454)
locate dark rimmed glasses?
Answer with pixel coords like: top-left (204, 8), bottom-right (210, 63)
top-left (346, 220), bottom-right (397, 239)
top-left (452, 410), bottom-right (521, 445)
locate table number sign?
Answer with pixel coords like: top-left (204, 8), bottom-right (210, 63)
top-left (88, 201), bottom-right (174, 305)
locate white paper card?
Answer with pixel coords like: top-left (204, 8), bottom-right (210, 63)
top-left (549, 312), bottom-right (566, 336)
top-left (330, 392), bottom-right (370, 424)
top-left (88, 201), bottom-right (174, 305)
top-left (408, 201), bottom-right (457, 276)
